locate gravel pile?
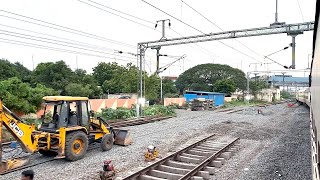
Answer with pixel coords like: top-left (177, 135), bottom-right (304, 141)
top-left (0, 103), bottom-right (311, 180)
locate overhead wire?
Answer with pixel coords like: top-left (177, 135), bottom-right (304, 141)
top-left (0, 10), bottom-right (136, 48)
top-left (0, 25), bottom-right (118, 52)
top-left (0, 37), bottom-right (137, 63)
top-left (180, 0), bottom-right (263, 62)
top-left (77, 0), bottom-right (156, 31)
top-left (84, 0), bottom-right (155, 25)
top-left (0, 30), bottom-right (136, 60)
top-left (76, 0), bottom-right (220, 64)
top-left (141, 0), bottom-right (262, 63)
top-left (181, 0), bottom-right (262, 57)
top-left (296, 0), bottom-right (305, 22)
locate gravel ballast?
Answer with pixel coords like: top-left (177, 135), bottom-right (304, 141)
top-left (0, 103), bottom-right (311, 180)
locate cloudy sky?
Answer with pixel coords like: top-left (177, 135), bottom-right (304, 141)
top-left (0, 0), bottom-right (316, 77)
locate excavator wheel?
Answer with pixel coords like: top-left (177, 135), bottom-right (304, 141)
top-left (39, 149), bottom-right (58, 157)
top-left (65, 131), bottom-right (88, 161)
top-left (100, 134), bottom-right (113, 151)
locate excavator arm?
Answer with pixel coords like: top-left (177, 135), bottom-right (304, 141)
top-left (0, 99), bottom-right (38, 173)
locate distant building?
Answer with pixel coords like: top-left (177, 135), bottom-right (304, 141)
top-left (268, 75), bottom-right (309, 92)
top-left (162, 76), bottom-right (178, 82)
top-left (184, 90), bottom-right (225, 106)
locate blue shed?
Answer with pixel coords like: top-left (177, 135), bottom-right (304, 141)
top-left (184, 91), bottom-right (225, 106)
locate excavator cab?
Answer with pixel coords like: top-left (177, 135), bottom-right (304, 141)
top-left (40, 98), bottom-right (90, 132)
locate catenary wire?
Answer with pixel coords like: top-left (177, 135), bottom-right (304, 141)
top-left (141, 0), bottom-right (262, 63)
top-left (0, 10), bottom-right (136, 48)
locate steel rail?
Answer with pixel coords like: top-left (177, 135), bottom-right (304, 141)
top-left (123, 134), bottom-right (216, 179)
top-left (179, 137), bottom-right (240, 179)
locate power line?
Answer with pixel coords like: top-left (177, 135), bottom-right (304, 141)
top-left (77, 0), bottom-right (157, 31)
top-left (296, 0), bottom-right (305, 22)
top-left (0, 10), bottom-right (135, 48)
top-left (0, 37), bottom-right (137, 63)
top-left (141, 0), bottom-right (205, 34)
top-left (0, 24), bottom-right (117, 52)
top-left (76, 1), bottom-right (224, 64)
top-left (141, 0), bottom-right (262, 63)
top-left (0, 30), bottom-right (136, 60)
top-left (181, 0), bottom-right (263, 60)
top-left (84, 0), bottom-right (155, 25)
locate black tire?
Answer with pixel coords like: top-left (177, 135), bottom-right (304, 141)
top-left (39, 149), bottom-right (58, 157)
top-left (65, 131), bottom-right (88, 161)
top-left (100, 134), bottom-right (113, 151)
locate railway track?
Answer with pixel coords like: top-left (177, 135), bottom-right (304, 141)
top-left (122, 135), bottom-right (240, 180)
top-left (109, 116), bottom-right (173, 128)
top-left (0, 116), bottom-right (173, 175)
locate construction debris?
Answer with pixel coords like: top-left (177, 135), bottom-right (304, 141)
top-left (188, 98), bottom-right (215, 111)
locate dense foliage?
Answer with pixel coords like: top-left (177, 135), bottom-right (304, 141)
top-left (249, 80), bottom-right (269, 97)
top-left (0, 77), bottom-right (57, 113)
top-left (213, 79), bottom-right (236, 96)
top-left (0, 59), bottom-right (179, 114)
top-left (98, 105), bottom-right (176, 120)
top-left (175, 63), bottom-right (246, 93)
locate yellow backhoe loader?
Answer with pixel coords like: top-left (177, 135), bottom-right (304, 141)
top-left (0, 96), bottom-right (132, 173)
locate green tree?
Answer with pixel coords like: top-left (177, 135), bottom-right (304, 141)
top-left (65, 83), bottom-right (93, 97)
top-left (176, 63), bottom-right (246, 93)
top-left (214, 79), bottom-right (236, 96)
top-left (162, 78), bottom-right (178, 97)
top-left (122, 63), bottom-right (139, 93)
top-left (0, 59), bottom-right (31, 82)
top-left (0, 77), bottom-right (57, 114)
top-left (145, 74), bottom-right (160, 101)
top-left (73, 69), bottom-right (102, 98)
top-left (249, 80), bottom-right (269, 97)
top-left (14, 62), bottom-right (32, 82)
top-left (32, 61), bottom-right (74, 93)
top-left (92, 62), bottom-right (125, 85)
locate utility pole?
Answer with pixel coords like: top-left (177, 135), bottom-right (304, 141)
top-left (156, 55), bottom-right (186, 105)
top-left (270, 0), bottom-right (285, 26)
top-left (307, 54), bottom-right (312, 69)
top-left (281, 72), bottom-right (286, 91)
top-left (246, 72), bottom-right (250, 104)
top-left (76, 55), bottom-right (78, 69)
top-left (153, 19), bottom-right (171, 72)
top-left (32, 54), bottom-right (34, 71)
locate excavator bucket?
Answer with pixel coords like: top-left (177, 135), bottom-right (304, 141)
top-left (112, 128), bottom-right (132, 146)
top-left (0, 158), bottom-right (30, 174)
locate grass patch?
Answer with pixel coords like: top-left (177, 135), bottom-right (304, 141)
top-left (98, 105), bottom-right (176, 121)
top-left (221, 99), bottom-right (268, 108)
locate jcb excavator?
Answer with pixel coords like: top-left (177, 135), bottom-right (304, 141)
top-left (0, 96), bottom-right (132, 173)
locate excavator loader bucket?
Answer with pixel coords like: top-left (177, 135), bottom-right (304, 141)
top-left (0, 158), bottom-right (30, 174)
top-left (112, 128), bottom-right (132, 146)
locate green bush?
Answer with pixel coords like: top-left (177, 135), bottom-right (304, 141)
top-left (144, 105), bottom-right (176, 116)
top-left (98, 105), bottom-right (176, 120)
top-left (99, 107), bottom-right (135, 120)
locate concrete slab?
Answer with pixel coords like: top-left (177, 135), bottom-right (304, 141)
top-left (176, 155), bottom-right (202, 164)
top-left (193, 147), bottom-right (216, 152)
top-left (197, 171), bottom-right (210, 179)
top-left (220, 152), bottom-right (231, 160)
top-left (216, 157), bottom-right (226, 165)
top-left (192, 148), bottom-right (215, 153)
top-left (204, 166), bottom-right (215, 174)
top-left (188, 149), bottom-right (213, 156)
top-left (158, 165), bottom-right (189, 175)
top-left (196, 146), bottom-right (220, 151)
top-left (140, 174), bottom-right (167, 180)
top-left (165, 160), bottom-right (196, 169)
top-left (149, 169), bottom-right (182, 180)
top-left (191, 176), bottom-right (204, 180)
top-left (181, 152), bottom-right (206, 159)
top-left (210, 160), bottom-right (222, 168)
